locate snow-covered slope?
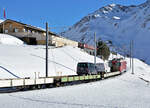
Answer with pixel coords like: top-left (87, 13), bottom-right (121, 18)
top-left (62, 0), bottom-right (150, 64)
top-left (0, 32), bottom-right (150, 107)
top-left (0, 34), bottom-right (24, 45)
top-left (0, 45), bottom-right (103, 79)
top-left (0, 58), bottom-right (150, 108)
top-left (0, 43), bottom-right (150, 82)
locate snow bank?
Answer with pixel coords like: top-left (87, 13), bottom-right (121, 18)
top-left (0, 34), bottom-right (24, 45)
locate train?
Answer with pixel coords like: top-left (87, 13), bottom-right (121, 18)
top-left (76, 58), bottom-right (126, 77)
top-left (0, 71), bottom-right (123, 91)
top-left (0, 57), bottom-right (127, 92)
top-left (109, 58), bottom-right (127, 73)
top-left (78, 42), bottom-right (127, 73)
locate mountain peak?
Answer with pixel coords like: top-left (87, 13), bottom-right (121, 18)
top-left (62, 0), bottom-right (150, 64)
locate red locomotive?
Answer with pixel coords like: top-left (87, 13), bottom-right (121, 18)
top-left (109, 58), bottom-right (127, 73)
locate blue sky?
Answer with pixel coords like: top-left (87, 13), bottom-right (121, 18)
top-left (0, 0), bottom-right (147, 32)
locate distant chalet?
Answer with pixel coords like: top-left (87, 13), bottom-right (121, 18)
top-left (0, 19), bottom-right (78, 47)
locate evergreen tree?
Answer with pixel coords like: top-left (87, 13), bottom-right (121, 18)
top-left (97, 41), bottom-right (110, 60)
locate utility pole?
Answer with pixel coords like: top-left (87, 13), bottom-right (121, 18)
top-left (112, 46), bottom-right (114, 59)
top-left (94, 32), bottom-right (97, 66)
top-left (131, 40), bottom-right (134, 74)
top-left (3, 22), bottom-right (5, 34)
top-left (130, 41), bottom-right (132, 69)
top-left (46, 22), bottom-right (49, 77)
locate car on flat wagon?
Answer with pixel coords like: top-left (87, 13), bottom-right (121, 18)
top-left (77, 62), bottom-right (97, 75)
top-left (95, 63), bottom-right (105, 74)
top-left (96, 62), bottom-right (110, 73)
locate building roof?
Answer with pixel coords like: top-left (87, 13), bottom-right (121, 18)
top-left (0, 19), bottom-right (59, 36)
top-left (0, 19), bottom-right (46, 32)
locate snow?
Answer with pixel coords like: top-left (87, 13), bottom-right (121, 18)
top-left (94, 14), bottom-right (101, 18)
top-left (0, 58), bottom-right (150, 108)
top-left (0, 44), bottom-right (103, 79)
top-left (0, 35), bottom-right (150, 107)
top-left (102, 10), bottom-right (108, 14)
top-left (62, 0), bottom-right (150, 65)
top-left (0, 34), bottom-right (24, 45)
top-left (110, 3), bottom-right (116, 7)
top-left (0, 19), bottom-right (4, 23)
top-left (113, 16), bottom-right (120, 20)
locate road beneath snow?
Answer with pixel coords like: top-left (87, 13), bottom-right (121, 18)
top-left (0, 70), bottom-right (150, 108)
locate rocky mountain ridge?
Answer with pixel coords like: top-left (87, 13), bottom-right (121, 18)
top-left (62, 0), bottom-right (150, 64)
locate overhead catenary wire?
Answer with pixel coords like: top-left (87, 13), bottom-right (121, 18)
top-left (48, 26), bottom-right (70, 34)
top-left (30, 53), bottom-right (76, 72)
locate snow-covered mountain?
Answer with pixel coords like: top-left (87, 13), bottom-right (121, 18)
top-left (62, 0), bottom-right (150, 64)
